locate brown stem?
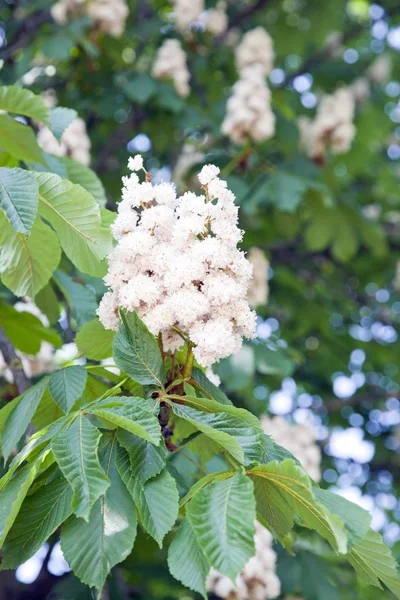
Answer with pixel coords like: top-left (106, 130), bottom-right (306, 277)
top-left (0, 327), bottom-right (30, 396)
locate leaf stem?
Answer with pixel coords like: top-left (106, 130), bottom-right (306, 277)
top-left (182, 343), bottom-right (194, 380)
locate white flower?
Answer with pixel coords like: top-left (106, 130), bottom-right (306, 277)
top-left (152, 39), bottom-right (191, 97)
top-left (247, 248), bottom-right (269, 308)
top-left (128, 154), bottom-right (144, 171)
top-left (198, 164), bottom-right (220, 185)
top-left (37, 116), bottom-right (91, 166)
top-left (51, 0), bottom-right (128, 37)
top-left (235, 27), bottom-right (275, 76)
top-left (171, 0), bottom-right (204, 33)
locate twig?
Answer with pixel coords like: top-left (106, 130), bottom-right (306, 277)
top-left (223, 0), bottom-right (274, 35)
top-left (0, 327), bottom-right (30, 395)
top-left (0, 11), bottom-right (52, 62)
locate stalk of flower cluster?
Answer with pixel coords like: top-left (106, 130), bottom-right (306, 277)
top-left (98, 155), bottom-right (257, 368)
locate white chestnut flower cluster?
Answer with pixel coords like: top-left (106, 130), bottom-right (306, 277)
top-left (171, 0), bottom-right (204, 32)
top-left (297, 87), bottom-right (355, 159)
top-left (222, 28), bottom-right (275, 144)
top-left (247, 248), bottom-right (269, 309)
top-left (261, 416), bottom-right (321, 482)
top-left (37, 118), bottom-right (92, 166)
top-left (200, 2), bottom-right (228, 37)
top-left (97, 156), bottom-right (257, 368)
top-left (51, 0), bottom-right (128, 37)
top-left (349, 54), bottom-right (392, 106)
top-left (152, 39), bottom-right (191, 97)
top-left (207, 521), bottom-right (281, 600)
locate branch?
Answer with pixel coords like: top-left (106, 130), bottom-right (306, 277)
top-left (0, 327), bottom-right (30, 395)
top-left (0, 11), bottom-right (52, 62)
top-left (226, 0), bottom-right (273, 33)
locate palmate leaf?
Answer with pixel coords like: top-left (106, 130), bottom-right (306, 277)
top-left (117, 446), bottom-right (179, 546)
top-left (116, 429), bottom-right (166, 485)
top-left (1, 475), bottom-right (72, 569)
top-left (0, 212), bottom-right (61, 297)
top-left (60, 434), bottom-right (137, 591)
top-left (249, 460), bottom-right (347, 553)
top-left (0, 167), bottom-right (38, 234)
top-left (53, 270), bottom-right (97, 327)
top-left (52, 414), bottom-right (110, 521)
top-left (168, 517), bottom-right (211, 599)
top-left (347, 529), bottom-right (400, 598)
top-left (2, 377), bottom-right (49, 462)
top-left (34, 171), bottom-right (112, 277)
top-left (186, 472), bottom-right (256, 580)
top-left (112, 311), bottom-right (165, 387)
top-left (0, 114), bottom-right (44, 163)
top-left (49, 365), bottom-right (88, 414)
top-left (87, 396), bottom-right (161, 444)
top-left (76, 319), bottom-right (115, 360)
top-left (0, 85), bottom-right (49, 124)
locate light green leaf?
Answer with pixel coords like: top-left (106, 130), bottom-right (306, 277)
top-left (180, 472), bottom-right (230, 507)
top-left (117, 446), bottom-right (178, 546)
top-left (249, 461), bottom-right (347, 553)
top-left (32, 387), bottom-right (64, 430)
top-left (187, 472), bottom-right (256, 580)
top-left (60, 434), bottom-right (137, 591)
top-left (53, 270), bottom-right (97, 327)
top-left (2, 377), bottom-right (49, 462)
top-left (1, 474), bottom-right (72, 569)
top-left (0, 167), bottom-right (38, 235)
top-left (34, 171), bottom-right (112, 276)
top-left (254, 344), bottom-right (295, 377)
top-left (167, 517), bottom-right (210, 599)
top-left (261, 434), bottom-right (302, 468)
top-left (35, 282), bottom-right (60, 325)
top-left (191, 367), bottom-right (232, 405)
top-left (88, 396), bottom-right (161, 445)
top-left (314, 487), bottom-right (371, 548)
top-left (0, 300), bottom-right (61, 355)
top-left (76, 319), bottom-right (115, 360)
top-left (0, 212), bottom-right (61, 297)
top-left (52, 414), bottom-right (110, 521)
top-left (116, 428), bottom-right (166, 485)
top-left (0, 85), bottom-right (49, 124)
top-left (112, 311), bottom-right (165, 387)
top-left (0, 114), bottom-right (44, 163)
top-left (49, 365), bottom-right (87, 414)
top-left (49, 107), bottom-right (77, 141)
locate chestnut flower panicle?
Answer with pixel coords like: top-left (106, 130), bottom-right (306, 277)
top-left (97, 156), bottom-right (257, 368)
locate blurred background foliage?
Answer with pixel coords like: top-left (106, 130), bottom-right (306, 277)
top-left (1, 0), bottom-right (400, 598)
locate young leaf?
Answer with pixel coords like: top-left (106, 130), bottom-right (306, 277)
top-left (249, 460), bottom-right (347, 553)
top-left (49, 107), bottom-right (77, 141)
top-left (1, 475), bottom-right (72, 569)
top-left (2, 377), bottom-right (49, 462)
top-left (60, 434), bottom-right (137, 591)
top-left (167, 517), bottom-right (210, 599)
top-left (87, 396), bottom-right (161, 445)
top-left (116, 428), bottom-right (166, 485)
top-left (34, 171), bottom-right (112, 276)
top-left (0, 212), bottom-right (61, 297)
top-left (49, 365), bottom-right (88, 414)
top-left (191, 367), bottom-right (232, 405)
top-left (117, 446), bottom-right (179, 546)
top-left (76, 319), bottom-right (115, 360)
top-left (112, 311), bottom-right (165, 387)
top-left (53, 270), bottom-right (97, 327)
top-left (52, 414), bottom-right (110, 521)
top-left (0, 167), bottom-right (38, 235)
top-left (0, 114), bottom-right (44, 163)
top-left (346, 529), bottom-right (400, 597)
top-left (0, 85), bottom-right (49, 124)
top-left (187, 472), bottom-right (256, 580)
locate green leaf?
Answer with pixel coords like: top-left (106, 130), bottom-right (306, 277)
top-left (261, 433), bottom-right (303, 467)
top-left (0, 301), bottom-right (61, 355)
top-left (49, 107), bottom-right (78, 141)
top-left (88, 396), bottom-right (161, 444)
top-left (53, 269), bottom-right (97, 327)
top-left (314, 487), bottom-right (371, 548)
top-left (122, 74), bottom-right (157, 104)
top-left (254, 343), bottom-right (295, 377)
top-left (32, 387), bottom-right (64, 430)
top-left (116, 428), bottom-right (166, 485)
top-left (76, 319), bottom-right (115, 360)
top-left (0, 212), bottom-right (61, 297)
top-left (249, 461), bottom-right (347, 552)
top-left (35, 282), bottom-right (60, 325)
top-left (347, 529), bottom-right (400, 597)
top-left (112, 311), bottom-right (165, 387)
top-left (49, 366), bottom-right (88, 414)
top-left (52, 414), bottom-right (110, 521)
top-left (191, 367), bottom-right (232, 405)
top-left (187, 472), bottom-right (256, 580)
top-left (1, 474), bottom-right (72, 569)
top-left (2, 377), bottom-right (49, 462)
top-left (0, 85), bottom-right (49, 124)
top-left (60, 434), bottom-right (137, 591)
top-left (0, 114), bottom-right (44, 163)
top-left (0, 167), bottom-right (38, 234)
top-left (0, 459), bottom-right (42, 545)
top-left (180, 472), bottom-right (229, 507)
top-left (168, 517), bottom-right (210, 599)
top-left (117, 446), bottom-right (179, 546)
top-left (34, 171), bottom-right (112, 276)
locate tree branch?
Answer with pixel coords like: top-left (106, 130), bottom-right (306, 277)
top-left (0, 11), bottom-right (52, 62)
top-left (0, 327), bottom-right (30, 395)
top-left (226, 0), bottom-right (273, 33)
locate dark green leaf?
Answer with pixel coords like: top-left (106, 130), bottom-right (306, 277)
top-left (49, 366), bottom-right (88, 414)
top-left (0, 167), bottom-right (38, 235)
top-left (0, 114), bottom-right (44, 163)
